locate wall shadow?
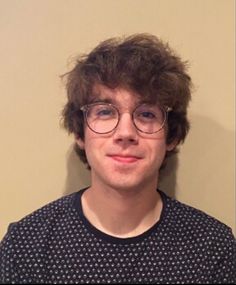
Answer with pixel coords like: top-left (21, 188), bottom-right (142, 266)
top-left (158, 154), bottom-right (178, 199)
top-left (176, 113), bottom-right (234, 193)
top-left (63, 144), bottom-right (91, 196)
top-left (159, 113), bottom-right (235, 205)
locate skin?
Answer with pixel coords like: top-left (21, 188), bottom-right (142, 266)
top-left (77, 84), bottom-right (176, 238)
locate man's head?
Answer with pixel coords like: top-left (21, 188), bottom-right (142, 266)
top-left (62, 34), bottom-right (192, 168)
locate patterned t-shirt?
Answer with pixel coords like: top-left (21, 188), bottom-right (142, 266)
top-left (0, 188), bottom-right (235, 284)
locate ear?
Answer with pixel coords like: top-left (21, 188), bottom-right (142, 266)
top-left (166, 139), bottom-right (178, 151)
top-left (75, 136), bottom-right (85, 149)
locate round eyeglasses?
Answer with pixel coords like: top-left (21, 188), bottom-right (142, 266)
top-left (80, 102), bottom-right (171, 134)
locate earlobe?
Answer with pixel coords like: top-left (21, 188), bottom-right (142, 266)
top-left (76, 137), bottom-right (85, 149)
top-left (166, 140), bottom-right (178, 151)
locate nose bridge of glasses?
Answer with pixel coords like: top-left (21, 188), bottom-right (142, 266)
top-left (105, 105), bottom-right (139, 134)
top-left (117, 110), bottom-right (137, 132)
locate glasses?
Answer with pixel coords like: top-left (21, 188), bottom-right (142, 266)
top-left (80, 102), bottom-right (171, 134)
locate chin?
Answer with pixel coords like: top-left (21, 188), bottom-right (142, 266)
top-left (106, 177), bottom-right (147, 192)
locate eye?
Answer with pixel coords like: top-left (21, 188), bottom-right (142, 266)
top-left (97, 108), bottom-right (112, 116)
top-left (93, 105), bottom-right (117, 119)
top-left (139, 111), bottom-right (156, 119)
top-left (135, 110), bottom-right (157, 122)
top-left (134, 104), bottom-right (164, 123)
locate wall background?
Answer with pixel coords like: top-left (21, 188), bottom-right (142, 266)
top-left (0, 0), bottom-right (235, 240)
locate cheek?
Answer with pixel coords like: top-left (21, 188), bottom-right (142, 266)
top-left (83, 136), bottom-right (106, 165)
top-left (148, 141), bottom-right (167, 163)
top-left (83, 138), bottom-right (94, 159)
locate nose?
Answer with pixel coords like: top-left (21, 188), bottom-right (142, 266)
top-left (113, 113), bottom-right (138, 144)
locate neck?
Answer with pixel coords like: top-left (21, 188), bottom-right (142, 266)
top-left (81, 182), bottom-right (163, 238)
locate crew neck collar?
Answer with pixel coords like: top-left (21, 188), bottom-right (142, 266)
top-left (73, 187), bottom-right (168, 244)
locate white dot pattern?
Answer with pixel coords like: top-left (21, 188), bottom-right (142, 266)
top-left (0, 189), bottom-right (235, 284)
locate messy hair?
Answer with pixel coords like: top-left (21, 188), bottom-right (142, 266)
top-left (62, 33), bottom-right (192, 166)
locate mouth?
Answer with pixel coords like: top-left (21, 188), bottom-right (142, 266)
top-left (107, 154), bottom-right (142, 163)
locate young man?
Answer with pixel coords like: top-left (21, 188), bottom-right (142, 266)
top-left (1, 34), bottom-right (235, 283)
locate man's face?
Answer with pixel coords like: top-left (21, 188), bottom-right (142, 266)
top-left (77, 85), bottom-right (174, 192)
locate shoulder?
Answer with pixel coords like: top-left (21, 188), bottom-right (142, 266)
top-left (1, 191), bottom-right (80, 247)
top-left (162, 192), bottom-right (235, 246)
top-left (16, 192), bottom-right (77, 226)
top-left (161, 193), bottom-right (236, 283)
top-left (0, 192), bottom-right (82, 283)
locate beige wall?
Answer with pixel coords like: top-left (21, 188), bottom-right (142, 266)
top-left (0, 0), bottom-right (235, 240)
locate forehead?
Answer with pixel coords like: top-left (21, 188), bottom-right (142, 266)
top-left (90, 84), bottom-right (143, 106)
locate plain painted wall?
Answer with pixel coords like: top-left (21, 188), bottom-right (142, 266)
top-left (0, 0), bottom-right (235, 239)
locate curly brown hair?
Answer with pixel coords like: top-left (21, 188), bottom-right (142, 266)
top-left (62, 34), bottom-right (192, 166)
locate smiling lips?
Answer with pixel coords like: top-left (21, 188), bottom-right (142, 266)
top-left (108, 154), bottom-right (142, 163)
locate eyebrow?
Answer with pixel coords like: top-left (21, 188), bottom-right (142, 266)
top-left (88, 96), bottom-right (154, 107)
